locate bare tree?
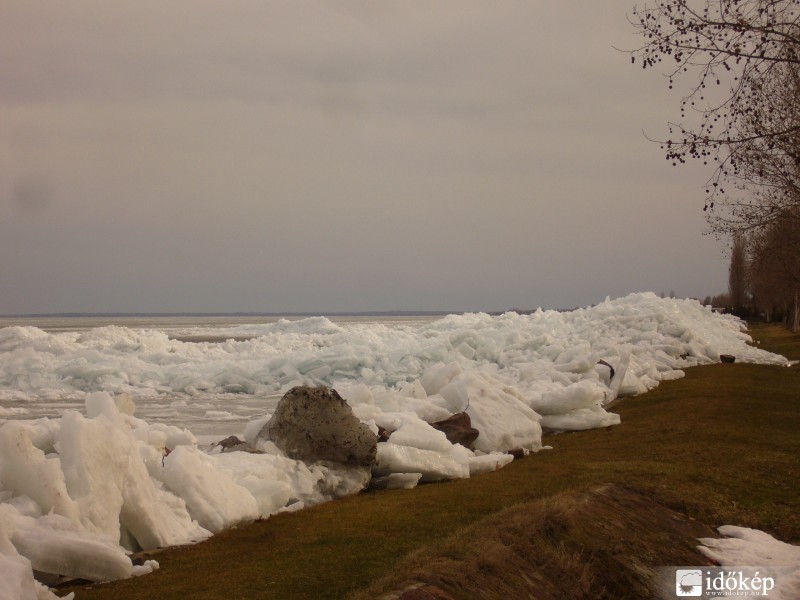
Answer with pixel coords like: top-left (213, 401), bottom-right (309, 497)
top-left (716, 59), bottom-right (800, 235)
top-left (630, 0), bottom-right (800, 234)
top-left (748, 208), bottom-right (800, 328)
top-left (728, 234), bottom-right (749, 312)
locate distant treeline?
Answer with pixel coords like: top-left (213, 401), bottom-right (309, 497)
top-left (724, 226), bottom-right (800, 332)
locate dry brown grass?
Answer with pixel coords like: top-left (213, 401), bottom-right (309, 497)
top-left (354, 484), bottom-right (718, 600)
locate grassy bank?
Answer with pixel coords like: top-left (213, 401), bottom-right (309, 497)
top-left (65, 325), bottom-right (800, 599)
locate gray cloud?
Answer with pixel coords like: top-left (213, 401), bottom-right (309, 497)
top-left (10, 175), bottom-right (55, 214)
top-left (0, 1), bottom-right (725, 314)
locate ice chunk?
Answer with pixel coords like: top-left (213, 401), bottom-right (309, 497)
top-left (385, 414), bottom-right (454, 454)
top-left (131, 559), bottom-right (159, 576)
top-left (119, 462), bottom-right (211, 550)
top-left (618, 368), bottom-right (648, 396)
top-left (605, 352), bottom-right (630, 403)
top-left (242, 416), bottom-right (271, 449)
top-left (337, 382), bottom-right (374, 407)
top-left (699, 525), bottom-right (800, 568)
top-left (0, 517), bottom-right (41, 600)
top-left (6, 510), bottom-right (133, 582)
top-left (540, 408), bottom-right (621, 432)
top-left (0, 422), bottom-right (79, 522)
top-left (0, 418), bottom-right (62, 457)
top-left (113, 393), bottom-right (136, 416)
top-left (369, 473), bottom-right (422, 490)
top-left (531, 381), bottom-right (606, 416)
top-left (60, 396), bottom-right (209, 550)
top-left (420, 362), bottom-right (463, 396)
top-left (373, 443), bottom-right (469, 482)
top-left (370, 388), bottom-right (451, 423)
top-left (659, 369), bottom-right (686, 381)
top-left (468, 452), bottom-right (515, 476)
top-left (209, 452), bottom-right (293, 516)
top-left (161, 445), bottom-right (259, 533)
top-left (439, 372), bottom-right (542, 453)
top-left (59, 410), bottom-right (129, 540)
top-left (698, 526), bottom-right (800, 600)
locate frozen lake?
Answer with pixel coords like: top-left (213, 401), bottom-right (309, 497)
top-left (0, 313), bottom-right (440, 439)
top-left (0, 293), bottom-right (794, 598)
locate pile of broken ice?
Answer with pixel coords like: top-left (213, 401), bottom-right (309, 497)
top-left (0, 293), bottom-right (790, 598)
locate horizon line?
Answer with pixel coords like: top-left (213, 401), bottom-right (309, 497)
top-left (0, 307), bottom-right (564, 319)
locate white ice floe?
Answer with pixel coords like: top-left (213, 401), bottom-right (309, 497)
top-left (0, 516), bottom-right (74, 600)
top-left (699, 526), bottom-right (800, 600)
top-left (0, 293), bottom-right (791, 596)
top-left (0, 294), bottom-right (786, 408)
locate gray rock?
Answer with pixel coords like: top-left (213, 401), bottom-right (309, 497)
top-left (257, 386), bottom-right (377, 467)
top-left (213, 435), bottom-right (245, 451)
top-left (212, 435), bottom-right (260, 454)
top-left (430, 412), bottom-right (479, 450)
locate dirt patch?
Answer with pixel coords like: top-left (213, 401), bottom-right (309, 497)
top-left (362, 484), bottom-right (717, 600)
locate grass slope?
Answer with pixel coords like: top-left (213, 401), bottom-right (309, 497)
top-left (64, 325), bottom-right (800, 599)
top-left (351, 484), bottom-right (720, 599)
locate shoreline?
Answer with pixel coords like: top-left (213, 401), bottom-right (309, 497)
top-left (59, 324), bottom-right (800, 599)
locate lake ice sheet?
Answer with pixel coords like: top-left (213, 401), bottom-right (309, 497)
top-left (0, 293), bottom-right (791, 598)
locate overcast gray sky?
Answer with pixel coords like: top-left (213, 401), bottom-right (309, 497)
top-left (0, 1), bottom-right (728, 314)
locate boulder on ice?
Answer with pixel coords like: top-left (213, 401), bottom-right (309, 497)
top-left (256, 386), bottom-right (377, 495)
top-left (258, 386), bottom-right (377, 467)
